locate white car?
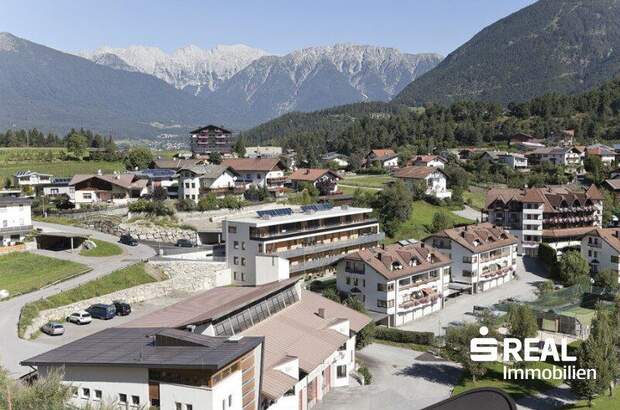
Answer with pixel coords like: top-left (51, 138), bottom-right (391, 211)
top-left (66, 311), bottom-right (92, 325)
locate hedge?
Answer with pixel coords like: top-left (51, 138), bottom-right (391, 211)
top-left (374, 326), bottom-right (435, 345)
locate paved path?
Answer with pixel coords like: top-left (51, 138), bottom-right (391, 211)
top-left (452, 205), bottom-right (482, 221)
top-left (516, 384), bottom-right (577, 410)
top-left (0, 221), bottom-right (155, 377)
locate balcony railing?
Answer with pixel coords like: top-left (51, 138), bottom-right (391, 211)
top-left (289, 253), bottom-right (348, 274)
top-left (0, 224), bottom-right (33, 234)
top-left (267, 232), bottom-right (385, 259)
top-left (480, 266), bottom-right (512, 280)
top-left (399, 294), bottom-right (439, 310)
top-left (250, 219), bottom-right (379, 240)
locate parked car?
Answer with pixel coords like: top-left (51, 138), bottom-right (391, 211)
top-left (113, 300), bottom-right (132, 316)
top-left (119, 234), bottom-right (138, 246)
top-left (175, 239), bottom-right (194, 248)
top-left (41, 322), bottom-right (65, 336)
top-left (66, 310), bottom-right (92, 325)
top-left (86, 303), bottom-right (116, 320)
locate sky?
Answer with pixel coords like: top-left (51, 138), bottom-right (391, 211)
top-left (1, 0), bottom-right (537, 56)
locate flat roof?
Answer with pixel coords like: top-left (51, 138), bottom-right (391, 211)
top-left (21, 327), bottom-right (262, 370)
top-left (226, 205), bottom-right (373, 227)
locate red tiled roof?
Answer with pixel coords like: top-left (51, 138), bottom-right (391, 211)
top-left (426, 223), bottom-right (517, 254)
top-left (393, 166), bottom-right (444, 179)
top-left (69, 174), bottom-right (145, 190)
top-left (370, 149), bottom-right (396, 159)
top-left (222, 158), bottom-right (285, 172)
top-left (289, 168), bottom-right (340, 182)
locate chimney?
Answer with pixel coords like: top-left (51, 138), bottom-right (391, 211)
top-left (377, 252), bottom-right (382, 261)
top-left (318, 308), bottom-right (326, 319)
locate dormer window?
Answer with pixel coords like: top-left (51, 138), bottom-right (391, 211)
top-left (473, 239), bottom-right (482, 247)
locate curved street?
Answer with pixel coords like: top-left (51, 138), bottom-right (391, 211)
top-left (0, 221), bottom-right (155, 377)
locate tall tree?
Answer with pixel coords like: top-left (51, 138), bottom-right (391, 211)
top-left (557, 251), bottom-right (590, 286)
top-left (444, 323), bottom-right (488, 382)
top-left (371, 180), bottom-right (411, 237)
top-left (124, 147), bottom-right (153, 170)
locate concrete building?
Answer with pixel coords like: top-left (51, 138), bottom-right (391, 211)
top-left (0, 196), bottom-right (32, 247)
top-left (581, 228), bottom-right (620, 279)
top-left (69, 173), bottom-right (148, 209)
top-left (223, 205), bottom-right (383, 285)
top-left (245, 147), bottom-right (283, 159)
top-left (178, 165), bottom-right (241, 202)
top-left (126, 279), bottom-right (370, 410)
top-left (222, 158), bottom-right (288, 198)
top-left (423, 223), bottom-right (518, 294)
top-left (392, 166), bottom-right (452, 199)
top-left (336, 242), bottom-right (450, 326)
top-left (190, 125), bottom-right (235, 156)
top-left (289, 169), bottom-right (341, 195)
top-left (485, 185), bottom-right (603, 256)
top-left (12, 170), bottom-right (52, 193)
top-left (364, 149), bottom-right (398, 169)
top-left (42, 177), bottom-right (75, 199)
top-left (22, 327), bottom-right (264, 410)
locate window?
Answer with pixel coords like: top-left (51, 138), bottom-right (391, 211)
top-left (377, 283), bottom-right (386, 292)
top-left (72, 387), bottom-right (78, 398)
top-left (82, 388), bottom-right (90, 399)
top-left (176, 403), bottom-right (182, 410)
top-left (241, 257), bottom-right (246, 266)
top-left (119, 394), bottom-right (128, 404)
top-left (228, 395), bottom-right (232, 407)
top-left (222, 399), bottom-right (226, 410)
top-left (463, 271), bottom-right (473, 277)
top-left (346, 277), bottom-right (351, 285)
top-left (377, 300), bottom-right (387, 308)
top-left (83, 193), bottom-right (92, 199)
top-left (387, 282), bottom-right (394, 291)
top-left (233, 241), bottom-right (239, 249)
top-left (241, 241), bottom-right (246, 250)
top-left (612, 255), bottom-right (620, 263)
top-left (94, 390), bottom-right (102, 401)
top-left (131, 395), bottom-right (140, 406)
top-left (187, 405), bottom-right (193, 410)
top-left (241, 272), bottom-right (246, 281)
top-left (233, 256), bottom-right (239, 265)
top-left (337, 365), bottom-right (347, 378)
top-left (398, 277), bottom-right (411, 287)
top-left (233, 271), bottom-right (238, 280)
top-left (228, 225), bottom-right (237, 234)
top-left (353, 278), bottom-right (359, 286)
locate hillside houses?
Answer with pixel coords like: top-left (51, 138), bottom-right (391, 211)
top-left (365, 149), bottom-right (398, 169)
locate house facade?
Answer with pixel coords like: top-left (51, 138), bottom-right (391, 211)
top-left (289, 169), bottom-right (341, 195)
top-left (423, 223), bottom-right (518, 294)
top-left (365, 149), bottom-right (398, 169)
top-left (498, 153), bottom-right (528, 169)
top-left (408, 155), bottom-right (446, 168)
top-left (178, 165), bottom-right (241, 202)
top-left (336, 243), bottom-right (450, 327)
top-left (222, 158), bottom-right (288, 197)
top-left (223, 205), bottom-right (383, 285)
top-left (12, 170), bottom-right (53, 193)
top-left (392, 166), bottom-right (452, 199)
top-left (69, 173), bottom-right (148, 209)
top-left (190, 125), bottom-right (235, 156)
top-left (581, 228), bottom-right (620, 281)
top-left (586, 144), bottom-right (616, 167)
top-left (526, 146), bottom-right (584, 173)
top-left (0, 196), bottom-right (32, 247)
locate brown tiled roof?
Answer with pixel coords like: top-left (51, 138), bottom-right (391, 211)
top-left (393, 166), bottom-right (444, 180)
top-left (426, 223), bottom-right (517, 254)
top-left (346, 243), bottom-right (450, 281)
top-left (369, 149), bottom-right (396, 159)
top-left (486, 185), bottom-right (602, 211)
top-left (222, 158), bottom-right (285, 172)
top-left (152, 159), bottom-right (202, 170)
top-left (586, 228), bottom-right (620, 253)
top-left (289, 168), bottom-right (340, 182)
top-left (69, 174), bottom-right (145, 190)
top-left (542, 227), bottom-right (595, 238)
top-left (586, 184), bottom-right (604, 200)
top-left (262, 368), bottom-right (298, 400)
top-left (605, 179), bottom-right (620, 190)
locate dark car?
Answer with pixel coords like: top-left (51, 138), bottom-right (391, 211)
top-left (113, 300), bottom-right (132, 316)
top-left (119, 234), bottom-right (138, 246)
top-left (175, 239), bottom-right (194, 248)
top-left (86, 303), bottom-right (116, 320)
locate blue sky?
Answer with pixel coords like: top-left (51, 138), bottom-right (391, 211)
top-left (2, 0), bottom-right (536, 55)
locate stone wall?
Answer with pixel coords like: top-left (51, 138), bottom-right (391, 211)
top-left (25, 261), bottom-right (231, 338)
top-left (83, 219), bottom-right (198, 244)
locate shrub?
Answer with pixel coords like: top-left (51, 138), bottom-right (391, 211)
top-left (197, 193), bottom-right (219, 211)
top-left (538, 242), bottom-right (557, 269)
top-left (176, 198), bottom-right (196, 212)
top-left (358, 366), bottom-right (372, 385)
top-left (374, 326), bottom-right (435, 346)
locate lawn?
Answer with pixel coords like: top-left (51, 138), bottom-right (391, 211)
top-left (18, 262), bottom-right (156, 338)
top-left (340, 185), bottom-right (379, 195)
top-left (390, 200), bottom-right (474, 242)
top-left (32, 215), bottom-right (81, 226)
top-left (452, 361), bottom-right (563, 400)
top-left (0, 252), bottom-right (90, 297)
top-left (79, 239), bottom-right (123, 257)
top-left (566, 385), bottom-right (620, 409)
top-left (341, 174), bottom-right (395, 188)
top-left (463, 189), bottom-right (486, 211)
top-left (0, 160), bottom-right (125, 183)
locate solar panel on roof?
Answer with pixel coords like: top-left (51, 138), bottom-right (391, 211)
top-left (301, 203), bottom-right (333, 213)
top-left (256, 208), bottom-right (293, 218)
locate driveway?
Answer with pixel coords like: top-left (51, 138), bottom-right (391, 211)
top-left (398, 256), bottom-right (549, 335)
top-left (451, 205), bottom-right (481, 221)
top-left (0, 221), bottom-right (155, 377)
top-left (315, 343), bottom-right (462, 410)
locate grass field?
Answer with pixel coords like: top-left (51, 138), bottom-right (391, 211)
top-left (0, 160), bottom-right (125, 184)
top-left (452, 361), bottom-right (563, 400)
top-left (32, 215), bottom-right (81, 226)
top-left (341, 174), bottom-right (395, 188)
top-left (0, 252), bottom-right (90, 297)
top-left (390, 200), bottom-right (474, 242)
top-left (18, 262), bottom-right (156, 338)
top-left (463, 189), bottom-right (486, 210)
top-left (79, 239), bottom-right (123, 257)
top-left (566, 385), bottom-right (620, 409)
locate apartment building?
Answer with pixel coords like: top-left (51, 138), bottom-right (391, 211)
top-left (0, 196), bottom-right (32, 247)
top-left (128, 278), bottom-right (370, 410)
top-left (526, 146), bottom-right (584, 173)
top-left (190, 125), bottom-right (235, 156)
top-left (223, 205), bottom-right (384, 285)
top-left (581, 228), bottom-right (620, 280)
top-left (222, 158), bottom-right (288, 197)
top-left (134, 169), bottom-right (179, 199)
top-left (392, 166), bottom-right (452, 199)
top-left (177, 164), bottom-right (241, 202)
top-left (23, 327), bottom-right (264, 410)
top-left (485, 185), bottom-right (603, 256)
top-left (12, 170), bottom-right (53, 192)
top-left (423, 223), bottom-right (518, 293)
top-left (336, 242), bottom-right (450, 327)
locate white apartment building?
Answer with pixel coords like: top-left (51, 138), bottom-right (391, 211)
top-left (526, 146), bottom-right (584, 173)
top-left (393, 166), bottom-right (452, 199)
top-left (336, 242), bottom-right (451, 327)
top-left (581, 228), bottom-right (620, 281)
top-left (12, 170), bottom-right (52, 192)
top-left (23, 327), bottom-right (264, 410)
top-left (223, 205), bottom-right (383, 285)
top-left (423, 223), bottom-right (518, 294)
top-left (131, 279), bottom-right (370, 410)
top-left (0, 196), bottom-right (32, 247)
top-left (486, 185), bottom-right (603, 256)
top-left (222, 158), bottom-right (288, 197)
top-left (177, 164), bottom-right (241, 202)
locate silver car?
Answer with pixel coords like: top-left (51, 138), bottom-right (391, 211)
top-left (66, 311), bottom-right (92, 325)
top-left (41, 322), bottom-right (65, 336)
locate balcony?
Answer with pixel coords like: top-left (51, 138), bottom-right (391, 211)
top-left (399, 293), bottom-right (439, 310)
top-left (398, 275), bottom-right (439, 290)
top-left (250, 219), bottom-right (379, 240)
top-left (266, 233), bottom-right (385, 259)
top-left (0, 224), bottom-right (33, 234)
top-left (267, 176), bottom-right (290, 184)
top-left (480, 266), bottom-right (512, 280)
top-left (289, 253), bottom-right (348, 274)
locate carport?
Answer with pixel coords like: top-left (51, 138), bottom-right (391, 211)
top-left (36, 232), bottom-right (90, 251)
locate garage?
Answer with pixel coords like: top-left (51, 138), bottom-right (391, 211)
top-left (36, 232), bottom-right (89, 251)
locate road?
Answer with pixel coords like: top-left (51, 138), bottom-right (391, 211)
top-left (0, 221), bottom-right (155, 377)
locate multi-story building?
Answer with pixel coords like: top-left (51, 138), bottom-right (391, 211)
top-left (42, 177), bottom-right (75, 199)
top-left (125, 278), bottom-right (370, 410)
top-left (12, 170), bottom-right (53, 193)
top-left (392, 166), bottom-right (452, 199)
top-left (222, 158), bottom-right (288, 198)
top-left (223, 205), bottom-right (384, 285)
top-left (485, 185), bottom-right (603, 256)
top-left (336, 242), bottom-right (450, 326)
top-left (134, 169), bottom-right (179, 199)
top-left (177, 164), bottom-right (241, 202)
top-left (0, 195), bottom-right (32, 247)
top-left (190, 125), bottom-right (235, 156)
top-left (581, 228), bottom-right (620, 279)
top-left (526, 146), bottom-right (584, 173)
top-left (23, 327), bottom-right (264, 410)
top-left (423, 223), bottom-right (518, 294)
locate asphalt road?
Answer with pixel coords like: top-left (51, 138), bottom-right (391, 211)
top-left (0, 221), bottom-right (155, 377)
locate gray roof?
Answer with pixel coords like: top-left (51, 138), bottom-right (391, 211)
top-left (21, 327), bottom-right (262, 370)
top-left (0, 196), bottom-right (32, 207)
top-left (178, 164), bottom-right (236, 178)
